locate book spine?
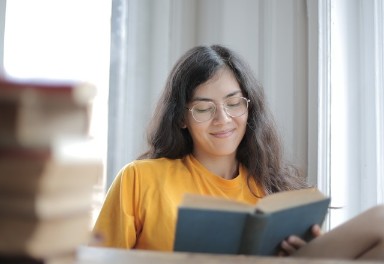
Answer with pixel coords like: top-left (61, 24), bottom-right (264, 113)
top-left (238, 214), bottom-right (269, 255)
top-left (0, 78), bottom-right (96, 105)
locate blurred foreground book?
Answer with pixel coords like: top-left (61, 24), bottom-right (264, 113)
top-left (0, 77), bottom-right (103, 264)
top-left (0, 77), bottom-right (96, 148)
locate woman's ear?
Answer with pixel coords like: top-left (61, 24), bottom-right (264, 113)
top-left (180, 117), bottom-right (187, 129)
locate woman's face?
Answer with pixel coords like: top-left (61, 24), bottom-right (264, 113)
top-left (184, 68), bottom-right (248, 161)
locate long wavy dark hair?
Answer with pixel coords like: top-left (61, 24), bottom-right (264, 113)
top-left (138, 45), bottom-right (308, 194)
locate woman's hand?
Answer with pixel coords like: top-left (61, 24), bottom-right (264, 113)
top-left (277, 224), bottom-right (322, 257)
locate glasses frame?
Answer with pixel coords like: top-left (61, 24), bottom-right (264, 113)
top-left (186, 96), bottom-right (250, 123)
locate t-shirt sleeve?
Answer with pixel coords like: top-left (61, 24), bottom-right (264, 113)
top-left (92, 163), bottom-right (140, 249)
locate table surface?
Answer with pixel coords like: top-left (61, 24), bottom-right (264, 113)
top-left (75, 246), bottom-right (376, 264)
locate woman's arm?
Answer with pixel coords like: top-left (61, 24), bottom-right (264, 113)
top-left (281, 204), bottom-right (384, 261)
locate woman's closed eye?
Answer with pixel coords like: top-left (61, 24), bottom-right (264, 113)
top-left (194, 104), bottom-right (215, 113)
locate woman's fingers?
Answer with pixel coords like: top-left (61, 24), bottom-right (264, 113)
top-left (311, 224), bottom-right (323, 237)
top-left (279, 236), bottom-right (307, 256)
top-left (279, 225), bottom-right (323, 257)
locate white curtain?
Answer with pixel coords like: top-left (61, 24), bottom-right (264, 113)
top-left (0, 1), bottom-right (6, 69)
top-left (318, 0), bottom-right (384, 228)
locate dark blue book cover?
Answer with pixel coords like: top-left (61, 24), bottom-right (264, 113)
top-left (174, 209), bottom-right (248, 254)
top-left (239, 199), bottom-right (330, 255)
top-left (173, 189), bottom-right (330, 256)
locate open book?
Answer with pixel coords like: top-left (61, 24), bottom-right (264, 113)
top-left (173, 188), bottom-right (330, 256)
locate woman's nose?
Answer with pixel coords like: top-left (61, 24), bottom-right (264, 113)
top-left (212, 105), bottom-right (231, 124)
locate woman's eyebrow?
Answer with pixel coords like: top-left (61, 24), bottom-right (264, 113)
top-left (190, 97), bottom-right (212, 102)
top-left (191, 90), bottom-right (242, 102)
top-left (224, 91), bottom-right (242, 98)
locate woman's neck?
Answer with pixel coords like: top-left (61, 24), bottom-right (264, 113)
top-left (192, 153), bottom-right (239, 180)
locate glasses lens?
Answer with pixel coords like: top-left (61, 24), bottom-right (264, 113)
top-left (191, 102), bottom-right (216, 122)
top-left (224, 97), bottom-right (249, 117)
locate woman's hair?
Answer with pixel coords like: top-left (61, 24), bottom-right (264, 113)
top-left (138, 44), bottom-right (308, 194)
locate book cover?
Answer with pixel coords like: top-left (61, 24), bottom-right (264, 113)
top-left (239, 199), bottom-right (330, 255)
top-left (174, 209), bottom-right (249, 254)
top-left (173, 188), bottom-right (330, 256)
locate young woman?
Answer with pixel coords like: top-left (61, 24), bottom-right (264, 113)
top-left (93, 45), bottom-right (384, 261)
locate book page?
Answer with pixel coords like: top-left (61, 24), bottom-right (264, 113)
top-left (255, 188), bottom-right (327, 213)
top-left (180, 193), bottom-right (255, 213)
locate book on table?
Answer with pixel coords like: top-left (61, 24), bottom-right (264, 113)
top-left (173, 188), bottom-right (330, 256)
top-left (0, 76), bottom-right (101, 262)
top-left (0, 212), bottom-right (92, 259)
top-left (0, 76), bottom-right (96, 148)
top-left (0, 139), bottom-right (102, 196)
top-left (0, 139), bottom-right (103, 258)
top-left (0, 253), bottom-right (76, 264)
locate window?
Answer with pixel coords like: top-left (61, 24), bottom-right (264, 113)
top-left (3, 0), bottom-right (111, 224)
top-left (318, 0), bottom-right (384, 229)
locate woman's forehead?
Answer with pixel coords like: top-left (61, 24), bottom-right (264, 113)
top-left (191, 68), bottom-right (241, 99)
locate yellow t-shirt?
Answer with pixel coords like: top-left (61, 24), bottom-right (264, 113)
top-left (93, 154), bottom-right (265, 251)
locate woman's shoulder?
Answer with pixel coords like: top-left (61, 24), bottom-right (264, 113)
top-left (119, 157), bottom-right (186, 177)
top-left (127, 157), bottom-right (183, 168)
top-left (114, 157), bottom-right (189, 192)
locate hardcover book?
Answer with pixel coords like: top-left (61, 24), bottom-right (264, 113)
top-left (174, 188), bottom-right (330, 256)
top-left (0, 212), bottom-right (91, 258)
top-left (0, 139), bottom-right (102, 196)
top-left (0, 77), bottom-right (96, 147)
top-left (0, 77), bottom-right (100, 262)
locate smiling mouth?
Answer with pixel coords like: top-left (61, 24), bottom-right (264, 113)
top-left (211, 129), bottom-right (235, 138)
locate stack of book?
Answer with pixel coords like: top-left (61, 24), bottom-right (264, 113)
top-left (0, 77), bottom-right (103, 264)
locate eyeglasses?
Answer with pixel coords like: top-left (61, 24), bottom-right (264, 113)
top-left (186, 97), bottom-right (250, 123)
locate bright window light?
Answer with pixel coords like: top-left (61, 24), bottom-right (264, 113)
top-left (3, 0), bottom-right (111, 224)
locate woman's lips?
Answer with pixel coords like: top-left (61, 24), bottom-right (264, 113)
top-left (210, 128), bottom-right (235, 138)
